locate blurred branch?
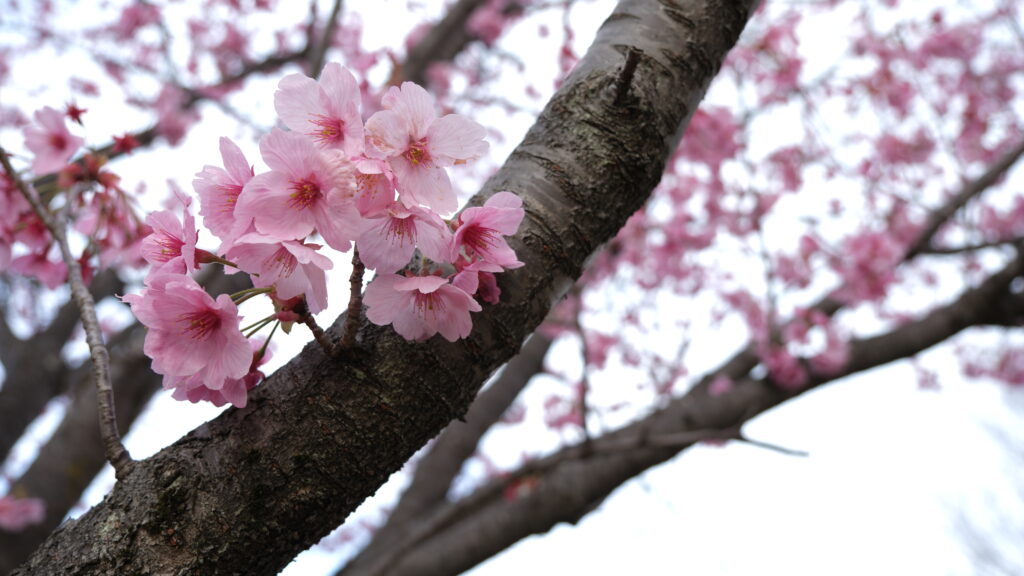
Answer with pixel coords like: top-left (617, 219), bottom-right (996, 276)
top-left (368, 250), bottom-right (1024, 576)
top-left (308, 0), bottom-right (345, 78)
top-left (906, 138), bottom-right (1024, 260)
top-left (920, 237), bottom-right (1024, 256)
top-left (399, 0), bottom-right (491, 85)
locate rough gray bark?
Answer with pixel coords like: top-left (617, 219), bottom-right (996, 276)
top-left (11, 0), bottom-right (759, 573)
top-left (369, 249), bottom-right (1024, 576)
top-left (338, 332), bottom-right (553, 575)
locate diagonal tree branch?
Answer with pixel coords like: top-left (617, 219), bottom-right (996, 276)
top-left (371, 248), bottom-right (1024, 576)
top-left (338, 332), bottom-right (553, 575)
top-left (12, 0), bottom-right (760, 573)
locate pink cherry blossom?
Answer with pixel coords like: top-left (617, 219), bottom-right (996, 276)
top-left (234, 129), bottom-right (360, 251)
top-left (275, 63), bottom-right (365, 158)
top-left (121, 273), bottom-right (251, 390)
top-left (353, 157), bottom-right (397, 217)
top-left (357, 202), bottom-right (452, 273)
top-left (226, 234), bottom-right (333, 314)
top-left (169, 338), bottom-right (271, 408)
top-left (23, 106), bottom-right (84, 175)
top-left (451, 258), bottom-right (502, 299)
top-left (762, 346), bottom-right (808, 391)
top-left (193, 137), bottom-right (254, 246)
top-left (0, 496), bottom-right (45, 532)
top-left (0, 173), bottom-right (30, 234)
top-left (10, 250), bottom-right (67, 289)
top-left (451, 191), bottom-right (524, 268)
top-left (364, 274), bottom-right (481, 342)
top-left (154, 85), bottom-right (199, 146)
top-left (364, 82), bottom-right (487, 214)
top-left (140, 203), bottom-right (199, 277)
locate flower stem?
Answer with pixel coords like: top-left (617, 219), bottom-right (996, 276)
top-left (340, 247), bottom-right (365, 349)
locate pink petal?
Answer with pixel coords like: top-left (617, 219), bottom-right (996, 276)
top-left (427, 114), bottom-right (488, 165)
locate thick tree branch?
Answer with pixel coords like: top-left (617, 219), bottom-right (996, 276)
top-left (339, 332), bottom-right (553, 575)
top-left (0, 329), bottom-right (152, 576)
top-left (374, 250), bottom-right (1024, 576)
top-left (13, 1), bottom-right (759, 573)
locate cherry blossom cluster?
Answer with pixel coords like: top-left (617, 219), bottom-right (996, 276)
top-left (2, 105), bottom-right (148, 288)
top-left (121, 63), bottom-right (523, 408)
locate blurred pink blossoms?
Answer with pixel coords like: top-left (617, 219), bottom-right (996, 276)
top-left (119, 63), bottom-right (523, 408)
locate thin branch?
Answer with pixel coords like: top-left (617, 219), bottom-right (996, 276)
top-left (300, 306), bottom-right (338, 358)
top-left (339, 248), bottom-right (364, 350)
top-left (920, 237), bottom-right (1024, 255)
top-left (309, 0), bottom-right (345, 78)
top-left (905, 138), bottom-right (1024, 260)
top-left (0, 147), bottom-right (133, 479)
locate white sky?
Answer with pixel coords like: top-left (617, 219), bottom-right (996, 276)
top-left (1, 1), bottom-right (1022, 575)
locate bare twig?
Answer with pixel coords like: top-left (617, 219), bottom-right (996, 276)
top-left (308, 0), bottom-right (345, 78)
top-left (300, 307), bottom-right (338, 358)
top-left (339, 248), bottom-right (364, 350)
top-left (0, 147), bottom-right (133, 479)
top-left (613, 47), bottom-right (641, 106)
top-left (920, 237), bottom-right (1024, 255)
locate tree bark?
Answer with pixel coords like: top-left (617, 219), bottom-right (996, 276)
top-left (12, 0), bottom-right (759, 573)
top-left (338, 332), bottom-right (553, 575)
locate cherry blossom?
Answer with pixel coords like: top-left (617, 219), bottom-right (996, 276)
top-left (169, 339), bottom-right (271, 408)
top-left (364, 82), bottom-right (487, 214)
top-left (226, 234), bottom-right (333, 314)
top-left (121, 273), bottom-right (251, 390)
top-left (140, 203), bottom-right (200, 277)
top-left (0, 497), bottom-right (44, 532)
top-left (275, 62), bottom-right (365, 158)
top-left (23, 106), bottom-right (84, 175)
top-left (234, 129), bottom-right (359, 251)
top-left (357, 202), bottom-right (451, 273)
top-left (364, 274), bottom-right (481, 342)
top-left (451, 191), bottom-right (524, 268)
top-left (193, 137), bottom-right (254, 246)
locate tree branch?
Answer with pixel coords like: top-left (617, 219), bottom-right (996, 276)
top-left (12, 1), bottom-right (759, 572)
top-left (308, 0), bottom-right (345, 78)
top-left (399, 0), bottom-right (490, 85)
top-left (0, 148), bottom-right (133, 479)
top-left (905, 137), bottom-right (1024, 260)
top-left (372, 249), bottom-right (1024, 576)
top-left (338, 332), bottom-right (553, 575)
